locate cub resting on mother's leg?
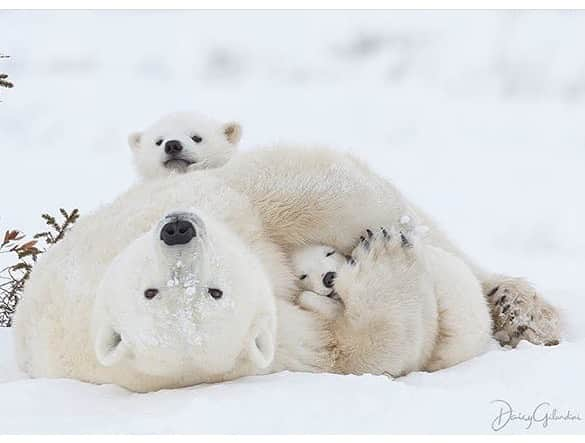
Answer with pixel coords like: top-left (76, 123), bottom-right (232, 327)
top-left (292, 220), bottom-right (492, 374)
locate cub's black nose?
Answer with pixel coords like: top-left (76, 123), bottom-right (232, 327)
top-left (165, 140), bottom-right (183, 155)
top-left (160, 219), bottom-right (196, 246)
top-left (323, 271), bottom-right (336, 288)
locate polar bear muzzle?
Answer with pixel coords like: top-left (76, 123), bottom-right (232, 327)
top-left (160, 218), bottom-right (196, 246)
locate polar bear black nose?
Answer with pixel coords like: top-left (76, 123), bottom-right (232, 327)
top-left (164, 140), bottom-right (183, 155)
top-left (160, 220), bottom-right (196, 246)
top-left (323, 271), bottom-right (336, 288)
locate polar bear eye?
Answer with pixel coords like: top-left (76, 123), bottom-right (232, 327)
top-left (326, 250), bottom-right (335, 257)
top-left (191, 134), bottom-right (202, 143)
top-left (144, 288), bottom-right (159, 299)
top-left (155, 139), bottom-right (163, 146)
top-left (208, 288), bottom-right (223, 299)
top-left (299, 274), bottom-right (307, 280)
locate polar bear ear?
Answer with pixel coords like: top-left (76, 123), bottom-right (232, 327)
top-left (222, 122), bottom-right (242, 145)
top-left (94, 323), bottom-right (131, 367)
top-left (128, 132), bottom-right (142, 151)
top-left (248, 316), bottom-right (275, 370)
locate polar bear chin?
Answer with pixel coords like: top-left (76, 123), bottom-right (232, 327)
top-left (91, 209), bottom-right (277, 380)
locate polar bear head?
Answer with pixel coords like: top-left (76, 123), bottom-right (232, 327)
top-left (92, 210), bottom-right (275, 382)
top-left (128, 112), bottom-right (241, 180)
top-left (291, 245), bottom-right (348, 296)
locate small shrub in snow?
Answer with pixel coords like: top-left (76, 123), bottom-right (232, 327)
top-left (0, 209), bottom-right (79, 327)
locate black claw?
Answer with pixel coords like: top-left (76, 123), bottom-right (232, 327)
top-left (487, 286), bottom-right (499, 297)
top-left (502, 304), bottom-right (510, 314)
top-left (359, 236), bottom-right (370, 250)
top-left (381, 227), bottom-right (389, 239)
top-left (366, 229), bottom-right (373, 239)
top-left (400, 232), bottom-right (411, 248)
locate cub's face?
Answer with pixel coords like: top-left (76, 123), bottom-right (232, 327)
top-left (128, 112), bottom-right (241, 180)
top-left (92, 210), bottom-right (275, 381)
top-left (290, 245), bottom-right (347, 296)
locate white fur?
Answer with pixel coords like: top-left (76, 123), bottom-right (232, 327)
top-left (129, 112), bottom-right (240, 180)
top-left (423, 246), bottom-right (492, 371)
top-left (13, 145), bottom-right (532, 391)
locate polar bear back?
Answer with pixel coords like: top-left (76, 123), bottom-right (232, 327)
top-left (220, 146), bottom-right (425, 252)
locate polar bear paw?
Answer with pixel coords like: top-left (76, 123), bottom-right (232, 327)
top-left (483, 277), bottom-right (561, 348)
top-left (332, 223), bottom-right (428, 315)
top-left (297, 290), bottom-right (344, 320)
top-left (350, 222), bottom-right (419, 266)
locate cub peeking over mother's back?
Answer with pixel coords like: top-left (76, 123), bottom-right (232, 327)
top-left (128, 112), bottom-right (242, 180)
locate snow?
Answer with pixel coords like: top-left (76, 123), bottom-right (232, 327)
top-left (0, 10), bottom-right (584, 433)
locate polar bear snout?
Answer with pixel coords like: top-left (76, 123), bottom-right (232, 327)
top-left (322, 271), bottom-right (336, 288)
top-left (160, 219), bottom-right (196, 246)
top-left (164, 140), bottom-right (183, 155)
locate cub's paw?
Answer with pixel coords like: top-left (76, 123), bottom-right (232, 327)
top-left (297, 290), bottom-right (343, 320)
top-left (484, 277), bottom-right (561, 348)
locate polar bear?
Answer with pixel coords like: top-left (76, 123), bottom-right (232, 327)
top-left (14, 172), bottom-right (333, 392)
top-left (128, 112), bottom-right (241, 180)
top-left (13, 145), bottom-right (561, 392)
top-left (290, 221), bottom-right (493, 372)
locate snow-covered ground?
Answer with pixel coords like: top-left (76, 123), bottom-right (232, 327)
top-left (0, 10), bottom-right (584, 434)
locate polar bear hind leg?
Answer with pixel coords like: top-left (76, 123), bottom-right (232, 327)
top-left (423, 246), bottom-right (492, 371)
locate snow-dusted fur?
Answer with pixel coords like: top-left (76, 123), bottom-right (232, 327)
top-left (13, 146), bottom-right (559, 392)
top-left (128, 112), bottom-right (240, 180)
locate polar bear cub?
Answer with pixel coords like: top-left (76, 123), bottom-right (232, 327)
top-left (128, 112), bottom-right (241, 180)
top-left (291, 245), bottom-right (347, 320)
top-left (291, 220), bottom-right (493, 372)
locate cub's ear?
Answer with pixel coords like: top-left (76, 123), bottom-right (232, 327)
top-left (222, 122), bottom-right (242, 145)
top-left (248, 315), bottom-right (275, 370)
top-left (128, 132), bottom-right (142, 150)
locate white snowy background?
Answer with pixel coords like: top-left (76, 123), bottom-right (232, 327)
top-left (0, 10), bottom-right (584, 434)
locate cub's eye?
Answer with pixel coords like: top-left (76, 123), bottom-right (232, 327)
top-left (155, 139), bottom-right (163, 146)
top-left (208, 288), bottom-right (223, 299)
top-left (299, 274), bottom-right (308, 281)
top-left (326, 250), bottom-right (335, 257)
top-left (191, 135), bottom-right (202, 143)
top-left (144, 288), bottom-right (159, 299)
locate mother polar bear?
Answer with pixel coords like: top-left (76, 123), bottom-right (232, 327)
top-left (13, 146), bottom-right (560, 392)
